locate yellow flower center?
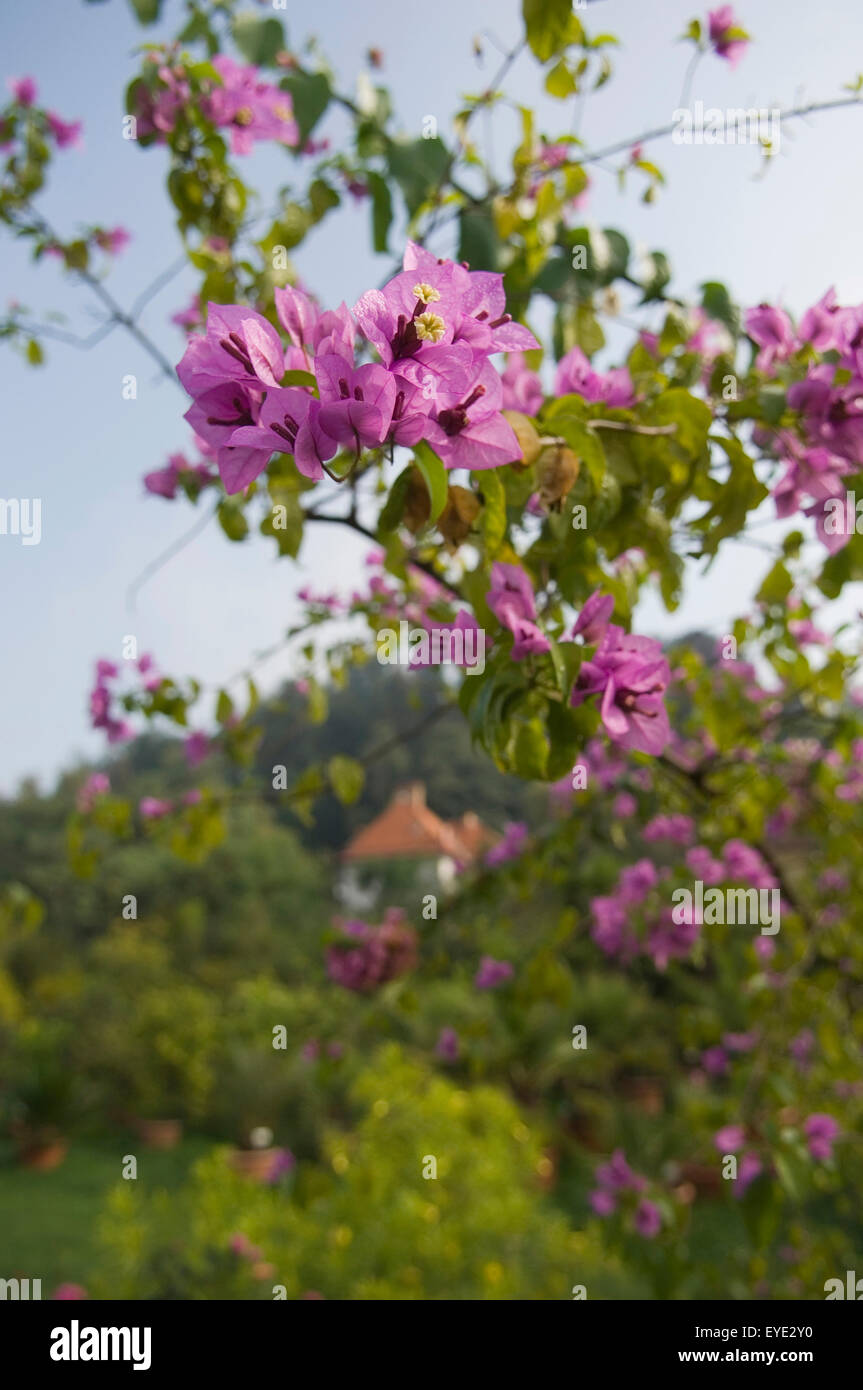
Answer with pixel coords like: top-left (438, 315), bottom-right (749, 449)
top-left (412, 282), bottom-right (441, 304)
top-left (234, 106), bottom-right (254, 127)
top-left (414, 311), bottom-right (446, 343)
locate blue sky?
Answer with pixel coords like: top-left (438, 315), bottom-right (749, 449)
top-left (2, 0), bottom-right (863, 792)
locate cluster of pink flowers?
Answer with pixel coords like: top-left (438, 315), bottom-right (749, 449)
top-left (140, 790), bottom-right (202, 820)
top-left (3, 76), bottom-right (82, 150)
top-left (555, 345), bottom-right (636, 409)
top-left (803, 1113), bottom-right (840, 1161)
top-left (484, 821), bottom-right (528, 869)
top-left (177, 241), bottom-right (536, 494)
top-left (486, 562), bottom-right (550, 660)
top-left (747, 289), bottom-right (863, 552)
top-left (133, 54), bottom-right (298, 155)
top-left (326, 909), bottom-right (418, 992)
top-left (569, 601), bottom-right (671, 758)
top-left (642, 813), bottom-right (695, 846)
top-left (474, 955), bottom-right (514, 989)
top-left (589, 1150), bottom-right (663, 1237)
top-left (76, 771), bottom-right (110, 813)
top-left (484, 574), bottom-right (672, 756)
top-left (88, 656), bottom-right (158, 744)
top-left (144, 444), bottom-right (217, 499)
top-left (591, 839), bottom-right (777, 970)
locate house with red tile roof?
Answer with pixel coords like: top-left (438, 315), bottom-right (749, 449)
top-left (338, 783), bottom-right (495, 909)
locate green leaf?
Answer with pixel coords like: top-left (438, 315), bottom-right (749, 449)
top-left (283, 71), bottom-right (331, 142)
top-left (367, 170), bottom-right (393, 253)
top-left (522, 0), bottom-right (572, 62)
top-left (328, 755), bottom-right (365, 806)
top-left (128, 0), bottom-right (163, 23)
top-left (26, 338), bottom-right (43, 366)
top-left (387, 137), bottom-right (450, 217)
top-left (458, 208), bottom-right (499, 271)
top-left (217, 499), bottom-right (250, 542)
top-left (510, 717), bottom-right (549, 780)
top-left (215, 689), bottom-right (234, 725)
top-left (475, 468), bottom-right (506, 554)
top-left (378, 465), bottom-right (412, 534)
top-left (308, 178), bottom-right (340, 222)
top-left (545, 59), bottom-right (577, 98)
top-left (413, 441), bottom-right (448, 523)
top-left (231, 12), bottom-right (286, 67)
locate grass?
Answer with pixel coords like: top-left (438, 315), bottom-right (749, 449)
top-left (0, 1132), bottom-right (214, 1294)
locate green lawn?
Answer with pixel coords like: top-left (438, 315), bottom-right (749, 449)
top-left (0, 1134), bottom-right (213, 1294)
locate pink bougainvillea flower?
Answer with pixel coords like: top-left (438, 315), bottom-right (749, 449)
top-left (803, 1113), bottom-right (839, 1160)
top-left (9, 76), bottom-right (37, 106)
top-left (714, 1124), bottom-right (746, 1153)
top-left (734, 1152), bottom-right (763, 1196)
top-left (613, 791), bottom-right (637, 819)
top-left (474, 955), bottom-right (514, 989)
top-left (315, 355), bottom-right (396, 450)
top-left (484, 821), bottom-right (528, 868)
top-left (571, 590), bottom-right (614, 645)
top-left (172, 294), bottom-right (203, 332)
top-left (435, 1027), bottom-right (460, 1062)
top-left (744, 304), bottom-right (795, 371)
top-left (499, 352), bottom-right (543, 414)
top-left (204, 55), bottom-right (298, 155)
top-left (94, 226), bottom-right (131, 255)
top-left (139, 797), bottom-right (173, 820)
top-left (702, 1045), bottom-right (728, 1076)
top-left (506, 616), bottom-right (549, 660)
top-left (555, 345), bottom-right (636, 408)
top-left (486, 561), bottom-right (538, 627)
top-left (799, 287), bottom-right (841, 352)
top-left (430, 367), bottom-right (522, 471)
top-left (144, 462), bottom-right (180, 499)
top-left (642, 813), bottom-right (695, 846)
top-left (589, 1188), bottom-right (617, 1216)
top-left (275, 285), bottom-right (355, 364)
top-left (227, 385), bottom-right (338, 485)
top-left (570, 624), bottom-right (671, 756)
top-left (177, 302), bottom-right (285, 397)
top-left (595, 1149), bottom-right (646, 1192)
top-left (46, 111), bottom-right (83, 148)
top-left (708, 7), bottom-right (750, 68)
top-left (184, 731), bottom-right (210, 767)
top-left (633, 1199), bottom-right (662, 1238)
top-left (617, 859), bottom-right (657, 903)
top-left (76, 772), bottom-right (110, 813)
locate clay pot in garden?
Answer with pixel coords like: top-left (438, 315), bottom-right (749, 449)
top-left (228, 1146), bottom-right (279, 1181)
top-left (17, 1133), bottom-right (69, 1171)
top-left (133, 1118), bottom-right (183, 1149)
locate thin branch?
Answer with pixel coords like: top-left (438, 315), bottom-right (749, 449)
top-left (577, 94), bottom-right (863, 168)
top-left (303, 509), bottom-right (466, 600)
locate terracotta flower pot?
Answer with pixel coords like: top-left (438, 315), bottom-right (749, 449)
top-left (133, 1118), bottom-right (183, 1149)
top-left (18, 1135), bottom-right (69, 1171)
top-left (229, 1146), bottom-right (279, 1181)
